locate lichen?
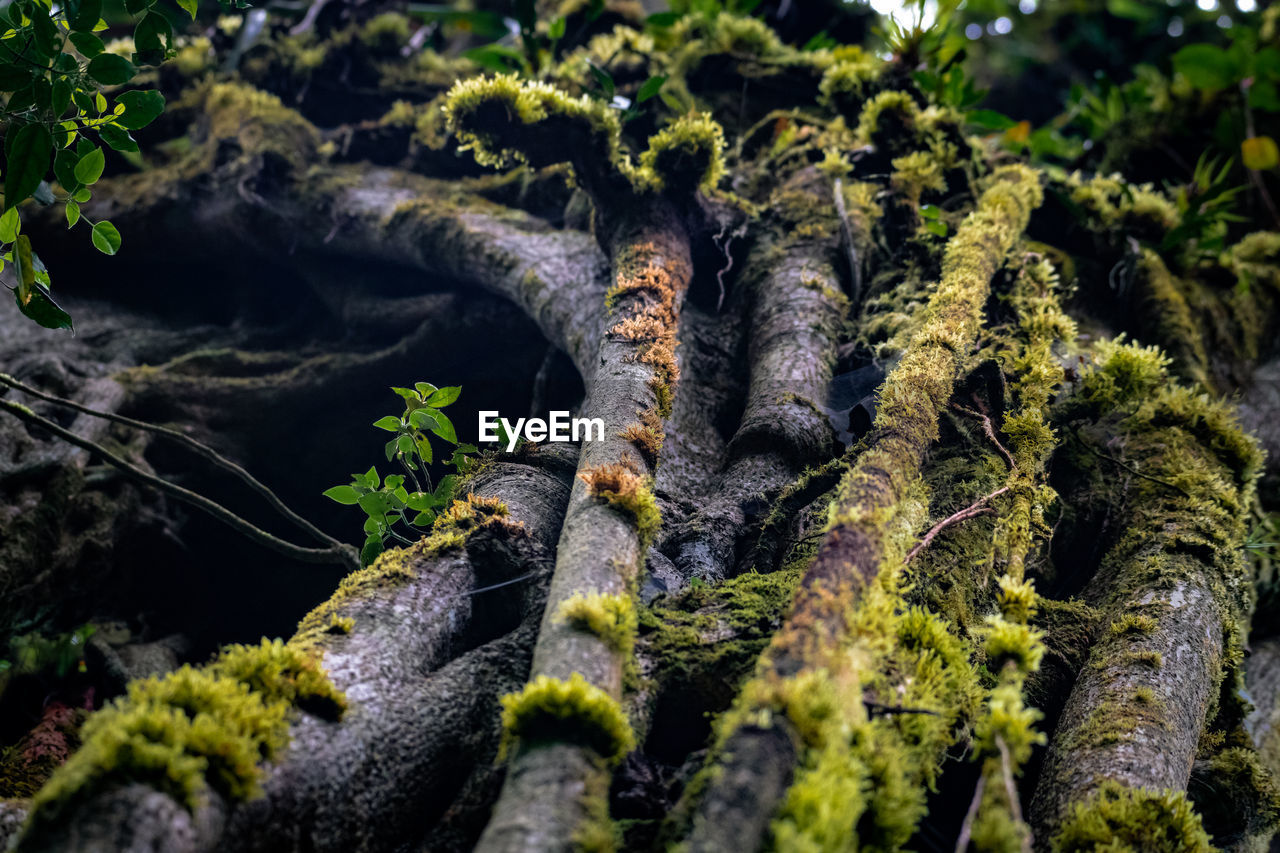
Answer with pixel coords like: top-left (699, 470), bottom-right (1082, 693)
top-left (499, 672), bottom-right (635, 764)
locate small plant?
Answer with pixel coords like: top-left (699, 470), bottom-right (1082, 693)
top-left (323, 382), bottom-right (478, 566)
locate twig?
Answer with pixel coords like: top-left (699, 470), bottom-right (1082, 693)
top-left (833, 178), bottom-right (862, 306)
top-left (906, 486), bottom-right (1011, 562)
top-left (951, 402), bottom-right (1016, 471)
top-left (0, 398), bottom-right (359, 570)
top-left (0, 372), bottom-right (344, 552)
top-left (996, 735), bottom-right (1031, 853)
top-left (954, 775), bottom-right (985, 853)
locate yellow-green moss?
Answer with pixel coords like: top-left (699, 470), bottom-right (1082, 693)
top-left (636, 113), bottom-right (726, 193)
top-left (818, 51), bottom-right (882, 114)
top-left (25, 638), bottom-right (345, 828)
top-left (1109, 613), bottom-right (1158, 637)
top-left (443, 74), bottom-right (622, 172)
top-left (1053, 781), bottom-right (1213, 853)
top-left (499, 672), bottom-right (635, 764)
top-left (556, 592), bottom-right (638, 656)
top-left (855, 90), bottom-right (919, 147)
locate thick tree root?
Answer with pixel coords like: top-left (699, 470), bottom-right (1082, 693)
top-left (1029, 343), bottom-right (1263, 849)
top-left (12, 454), bottom-right (572, 852)
top-left (685, 164), bottom-right (1043, 851)
top-left (476, 201), bottom-right (692, 853)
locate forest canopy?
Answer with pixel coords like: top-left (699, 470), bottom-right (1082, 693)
top-left (2, 1), bottom-right (1280, 852)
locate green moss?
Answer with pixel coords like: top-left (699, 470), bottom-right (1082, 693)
top-left (1110, 613), bottom-right (1158, 637)
top-left (499, 673), bottom-right (635, 765)
top-left (358, 12), bottom-right (410, 54)
top-left (636, 113), bottom-right (726, 193)
top-left (818, 52), bottom-right (882, 114)
top-left (1054, 780), bottom-right (1213, 853)
top-left (855, 90), bottom-right (919, 147)
top-left (294, 495), bottom-right (513, 652)
top-left (556, 592), bottom-right (638, 657)
top-left (214, 638), bottom-right (346, 720)
top-left (1188, 747), bottom-right (1280, 848)
top-left (23, 634), bottom-right (346, 830)
top-left (984, 616), bottom-right (1045, 677)
top-left (443, 74), bottom-right (622, 173)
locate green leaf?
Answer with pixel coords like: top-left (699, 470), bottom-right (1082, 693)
top-left (548, 16), bottom-right (565, 40)
top-left (966, 109), bottom-right (1017, 131)
top-left (360, 535), bottom-right (383, 566)
top-left (587, 61), bottom-right (614, 98)
top-left (384, 438), bottom-right (399, 461)
top-left (430, 412), bottom-right (457, 444)
top-left (132, 11), bottom-right (171, 66)
top-left (357, 491), bottom-right (387, 519)
top-left (406, 491), bottom-right (434, 511)
top-left (363, 516), bottom-right (381, 535)
top-left (90, 221), bottom-right (121, 255)
top-left (176, 0), bottom-right (197, 19)
top-left (646, 11), bottom-right (679, 27)
top-left (322, 485), bottom-right (361, 504)
top-left (924, 219), bottom-right (948, 237)
top-left (87, 53), bottom-right (136, 85)
top-left (13, 234), bottom-right (35, 305)
top-left (391, 386), bottom-right (421, 402)
top-left (384, 474), bottom-right (404, 490)
top-left (425, 386), bottom-right (461, 407)
top-left (414, 381), bottom-right (437, 397)
top-left (409, 408), bottom-right (438, 429)
top-left (65, 201), bottom-right (80, 228)
top-left (67, 0), bottom-right (104, 31)
top-left (462, 45), bottom-right (525, 74)
top-left (69, 31), bottom-right (105, 57)
top-left (16, 283), bottom-right (73, 331)
top-left (52, 78), bottom-right (72, 117)
top-left (0, 64), bottom-right (32, 90)
top-left (73, 187), bottom-right (92, 203)
top-left (32, 8), bottom-right (60, 55)
top-left (919, 204), bottom-right (941, 221)
top-left (99, 123), bottom-right (139, 153)
top-left (415, 434), bottom-right (433, 464)
top-left (0, 208), bottom-right (19, 243)
top-left (74, 147), bottom-right (105, 186)
top-left (411, 509), bottom-right (436, 527)
top-left (1172, 44), bottom-right (1236, 92)
top-left (637, 75), bottom-right (666, 104)
top-left (124, 0), bottom-right (154, 15)
top-left (4, 124), bottom-right (53, 212)
top-left (373, 415), bottom-right (403, 432)
top-left (363, 465), bottom-right (380, 489)
top-left (115, 90), bottom-right (165, 130)
top-left (434, 474), bottom-right (457, 505)
top-left (397, 434), bottom-right (416, 458)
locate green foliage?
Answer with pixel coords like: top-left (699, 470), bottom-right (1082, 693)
top-left (0, 623), bottom-right (95, 700)
top-left (0, 0), bottom-right (214, 330)
top-left (323, 382), bottom-right (478, 566)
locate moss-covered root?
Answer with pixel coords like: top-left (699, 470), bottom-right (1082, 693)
top-left (16, 457), bottom-right (572, 853)
top-left (681, 166), bottom-right (1041, 853)
top-left (670, 170), bottom-right (849, 581)
top-left (1030, 340), bottom-right (1269, 849)
top-left (786, 164), bottom-right (1043, 673)
top-left (475, 212), bottom-right (692, 853)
